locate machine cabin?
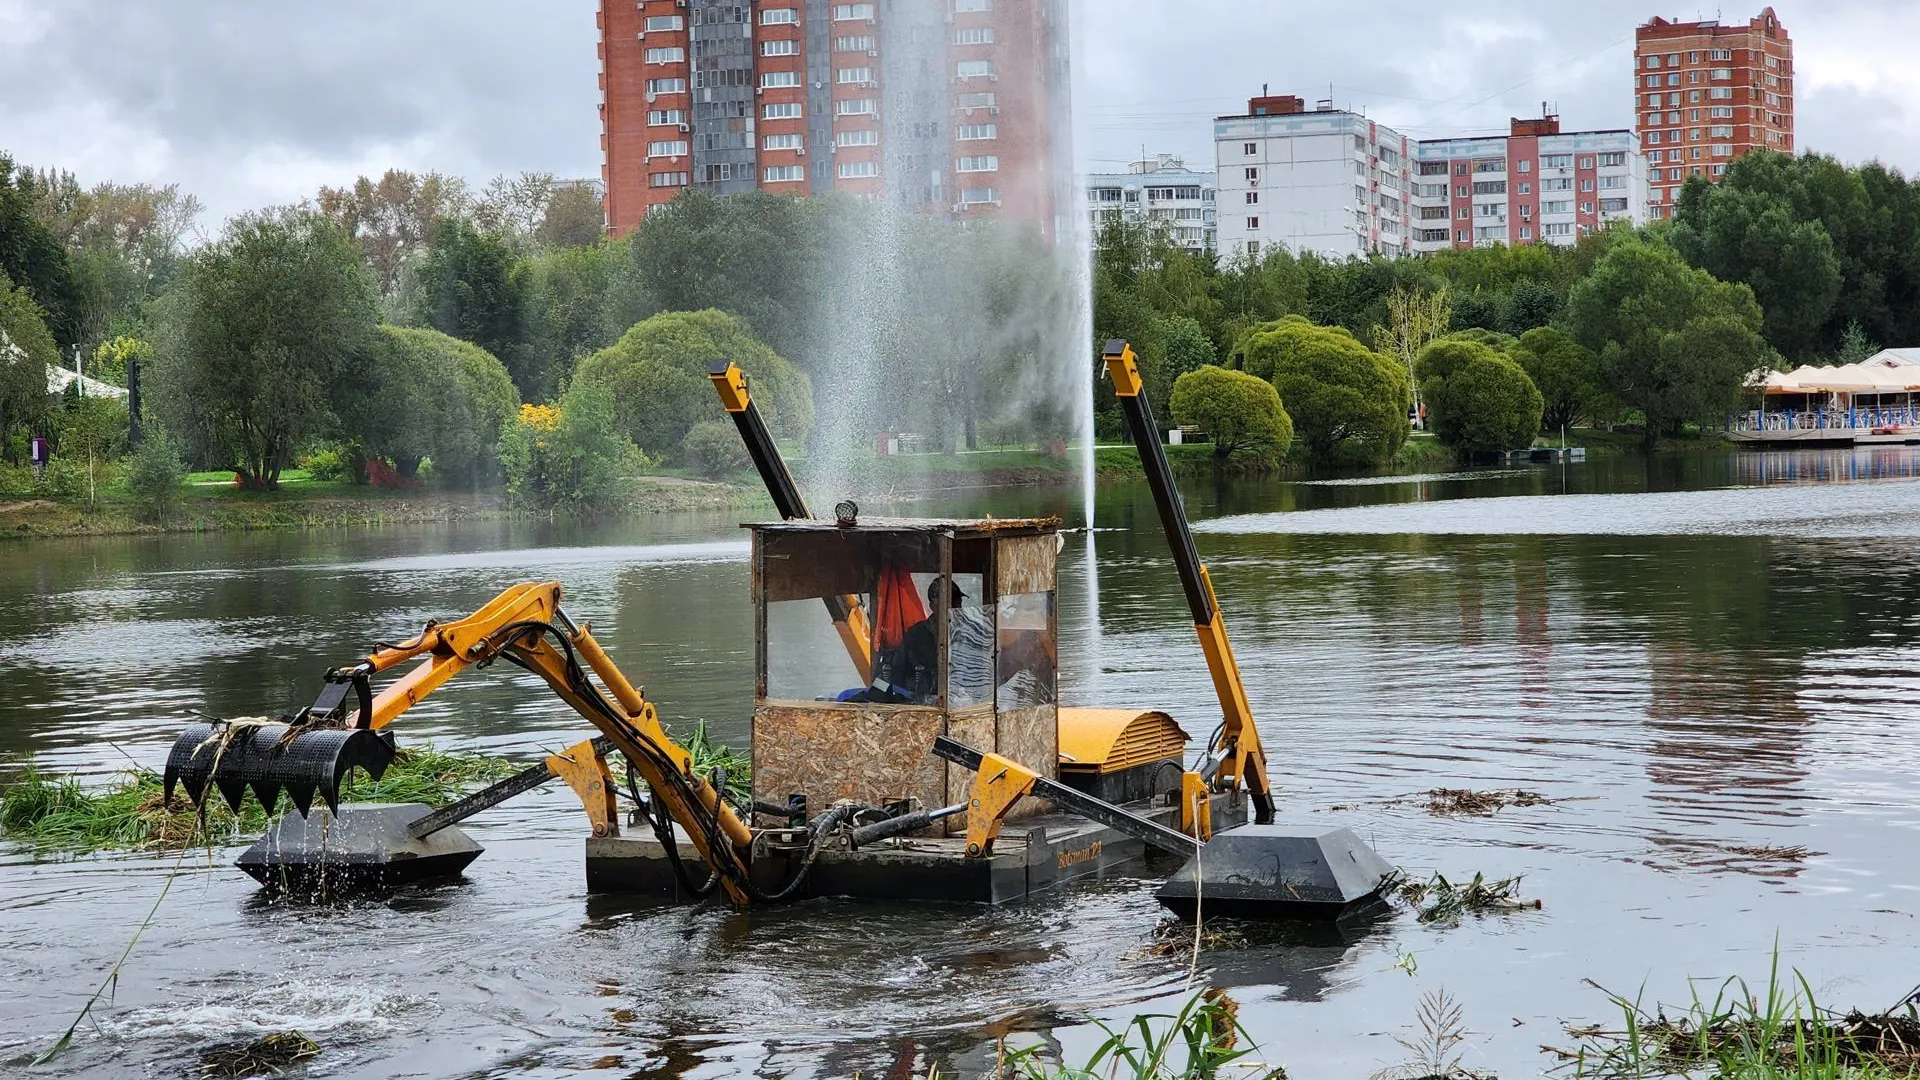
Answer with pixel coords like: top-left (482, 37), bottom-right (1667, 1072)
top-left (748, 516), bottom-right (1062, 833)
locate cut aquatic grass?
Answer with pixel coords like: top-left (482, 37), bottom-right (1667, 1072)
top-left (1000, 990), bottom-right (1287, 1079)
top-left (1550, 949), bottom-right (1920, 1078)
top-left (198, 1030), bottom-right (320, 1077)
top-left (1372, 988), bottom-right (1492, 1080)
top-left (0, 746), bottom-right (524, 854)
top-left (1423, 788), bottom-right (1552, 816)
top-left (682, 720), bottom-right (751, 806)
top-left (1383, 870), bottom-right (1541, 925)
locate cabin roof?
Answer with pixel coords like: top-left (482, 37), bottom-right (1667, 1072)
top-left (745, 516), bottom-right (1062, 540)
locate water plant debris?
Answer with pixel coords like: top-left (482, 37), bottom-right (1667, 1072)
top-left (1549, 961), bottom-right (1920, 1078)
top-left (0, 746), bottom-right (522, 854)
top-left (198, 1030), bottom-right (320, 1077)
top-left (1422, 788), bottom-right (1552, 816)
top-left (1383, 870), bottom-right (1541, 925)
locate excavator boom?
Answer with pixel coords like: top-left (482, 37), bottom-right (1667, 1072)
top-left (163, 582), bottom-right (760, 903)
top-left (1101, 340), bottom-right (1275, 824)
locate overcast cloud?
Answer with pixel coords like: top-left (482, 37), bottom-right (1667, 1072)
top-left (2, 0), bottom-right (1915, 228)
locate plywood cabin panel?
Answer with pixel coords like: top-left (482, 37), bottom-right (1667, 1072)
top-left (752, 703), bottom-right (947, 831)
top-left (996, 534), bottom-right (1057, 597)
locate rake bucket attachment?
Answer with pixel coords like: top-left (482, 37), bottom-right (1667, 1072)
top-left (162, 722), bottom-right (398, 817)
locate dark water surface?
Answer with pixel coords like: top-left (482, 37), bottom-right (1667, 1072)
top-left (3, 447), bottom-right (1919, 1078)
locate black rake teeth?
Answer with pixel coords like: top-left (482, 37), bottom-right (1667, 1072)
top-left (162, 723), bottom-right (398, 816)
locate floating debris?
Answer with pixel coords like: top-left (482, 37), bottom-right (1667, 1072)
top-left (1371, 989), bottom-right (1493, 1080)
top-left (1383, 870), bottom-right (1541, 925)
top-left (198, 1031), bottom-right (319, 1077)
top-left (1422, 788), bottom-right (1552, 816)
top-left (1727, 844), bottom-right (1817, 862)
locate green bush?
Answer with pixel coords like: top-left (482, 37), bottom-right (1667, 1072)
top-left (297, 443), bottom-right (355, 483)
top-left (125, 432), bottom-right (187, 523)
top-left (1168, 365), bottom-right (1293, 464)
top-left (681, 419), bottom-right (750, 479)
top-left (1416, 338), bottom-right (1544, 453)
top-left (499, 385), bottom-right (648, 513)
top-left (574, 310), bottom-right (811, 461)
top-left (1239, 315), bottom-right (1410, 466)
top-left (340, 325), bottom-right (520, 486)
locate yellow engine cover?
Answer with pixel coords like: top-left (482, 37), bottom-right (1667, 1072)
top-left (1056, 708), bottom-right (1189, 776)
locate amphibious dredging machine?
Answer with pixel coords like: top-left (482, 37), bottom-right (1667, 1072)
top-left (162, 341), bottom-right (1390, 920)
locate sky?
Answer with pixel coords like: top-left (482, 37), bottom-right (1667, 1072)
top-left (2, 0), bottom-right (1916, 230)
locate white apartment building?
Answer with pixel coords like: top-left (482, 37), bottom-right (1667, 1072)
top-left (1214, 94), bottom-right (1415, 261)
top-left (1086, 155), bottom-right (1218, 255)
top-left (1215, 95), bottom-right (1646, 260)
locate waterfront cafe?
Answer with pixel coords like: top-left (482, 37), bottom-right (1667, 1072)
top-left (1741, 350), bottom-right (1920, 440)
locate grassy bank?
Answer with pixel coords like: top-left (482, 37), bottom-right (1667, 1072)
top-left (0, 474), bottom-right (761, 540)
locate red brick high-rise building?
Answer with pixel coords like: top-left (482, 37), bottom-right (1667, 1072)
top-left (1634, 7), bottom-right (1794, 219)
top-left (597, 0), bottom-right (1072, 238)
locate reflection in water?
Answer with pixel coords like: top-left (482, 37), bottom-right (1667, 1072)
top-left (2, 449), bottom-right (1920, 1079)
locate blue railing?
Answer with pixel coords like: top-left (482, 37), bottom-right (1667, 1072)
top-left (1735, 406), bottom-right (1920, 433)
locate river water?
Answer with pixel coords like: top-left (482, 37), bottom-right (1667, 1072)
top-left (3, 446), bottom-right (1919, 1078)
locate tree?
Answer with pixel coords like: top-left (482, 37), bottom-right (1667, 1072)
top-left (524, 241), bottom-right (624, 390)
top-left (682, 419), bottom-right (750, 479)
top-left (1565, 236), bottom-right (1768, 445)
top-left (1240, 316), bottom-right (1410, 466)
top-left (1159, 315), bottom-right (1217, 386)
top-left (574, 309), bottom-right (811, 461)
top-left (151, 210), bottom-right (377, 489)
top-left (341, 326), bottom-right (519, 485)
top-left (1670, 179), bottom-right (1842, 361)
top-left (0, 271), bottom-right (57, 452)
top-left (536, 184), bottom-right (607, 249)
top-left (316, 170), bottom-right (469, 298)
top-left (124, 428), bottom-right (186, 523)
top-left (1836, 320), bottom-right (1879, 366)
top-left (1370, 285), bottom-right (1452, 428)
top-left (411, 217), bottom-right (538, 398)
top-left (1169, 365), bottom-right (1293, 463)
top-left (0, 155), bottom-right (79, 347)
top-left (1510, 327), bottom-right (1601, 433)
top-left (1415, 338), bottom-right (1543, 453)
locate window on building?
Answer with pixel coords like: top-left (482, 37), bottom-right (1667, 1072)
top-left (1710, 107), bottom-right (1734, 119)
top-left (838, 161), bottom-right (879, 179)
top-left (1666, 53), bottom-right (1680, 65)
top-left (1600, 198), bottom-right (1630, 212)
top-left (763, 102), bottom-right (803, 120)
top-left (647, 140), bottom-right (688, 157)
top-left (761, 7), bottom-right (799, 24)
top-left (1544, 200), bottom-right (1572, 214)
top-left (1246, 216), bottom-right (1260, 230)
top-left (960, 186), bottom-right (999, 205)
top-left (1711, 68), bottom-right (1733, 80)
top-left (762, 40), bottom-right (798, 56)
top-left (647, 109), bottom-right (688, 126)
top-left (954, 124), bottom-right (996, 141)
top-left (1713, 164), bottom-right (1728, 176)
top-left (1542, 154), bottom-right (1572, 169)
top-left (956, 155), bottom-right (999, 172)
top-left (649, 172), bottom-right (689, 188)
top-left (1710, 48), bottom-right (1732, 61)
top-left (953, 26), bottom-right (995, 44)
top-left (1542, 177), bottom-right (1572, 191)
top-left (1244, 142), bottom-right (1258, 156)
top-left (764, 165), bottom-right (807, 182)
top-left (1457, 207), bottom-right (1471, 220)
top-left (956, 91), bottom-right (996, 110)
top-left (1598, 152), bottom-right (1626, 167)
top-left (1710, 87), bottom-right (1733, 100)
top-left (1245, 191), bottom-right (1259, 205)
top-left (1472, 180), bottom-right (1507, 195)
top-left (1581, 201), bottom-right (1594, 214)
top-left (1473, 158), bottom-right (1504, 173)
top-left (954, 0), bottom-right (993, 10)
top-left (1244, 167), bottom-right (1259, 182)
top-left (1712, 144), bottom-right (1734, 157)
top-left (1518, 181), bottom-right (1532, 194)
top-left (644, 46), bottom-right (686, 63)
top-left (1454, 163), bottom-right (1469, 176)
top-left (1519, 226), bottom-right (1533, 240)
top-left (1580, 178), bottom-right (1594, 191)
top-left (835, 98), bottom-right (876, 115)
top-left (646, 77), bottom-right (687, 94)
top-left (955, 60), bottom-right (994, 78)
top-left (1517, 159), bottom-right (1532, 173)
top-left (836, 129), bottom-right (879, 147)
top-left (763, 133), bottom-right (803, 151)
top-left (832, 3), bottom-right (876, 20)
top-left (1580, 157), bottom-right (1594, 169)
top-left (643, 15), bottom-right (684, 31)
top-left (838, 67), bottom-right (875, 83)
top-left (761, 71), bottom-right (800, 89)
top-left (1545, 222), bottom-right (1573, 237)
top-left (835, 35), bottom-right (876, 51)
